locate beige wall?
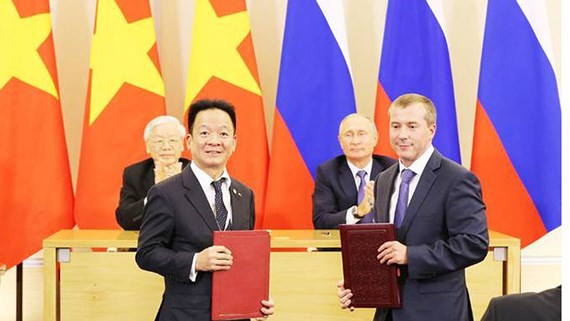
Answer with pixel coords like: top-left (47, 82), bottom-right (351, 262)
top-left (49, 0), bottom-right (562, 292)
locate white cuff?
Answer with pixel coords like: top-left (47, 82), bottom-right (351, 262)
top-left (345, 206), bottom-right (360, 224)
top-left (189, 254), bottom-right (198, 282)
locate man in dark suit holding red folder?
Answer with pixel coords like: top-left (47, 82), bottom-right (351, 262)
top-left (136, 99), bottom-right (274, 321)
top-left (338, 93), bottom-right (488, 321)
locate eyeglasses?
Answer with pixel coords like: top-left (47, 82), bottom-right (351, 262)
top-left (148, 137), bottom-right (183, 149)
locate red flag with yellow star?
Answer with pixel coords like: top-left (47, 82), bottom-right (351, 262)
top-left (0, 0), bottom-right (74, 268)
top-left (185, 0), bottom-right (269, 228)
top-left (75, 0), bottom-right (166, 228)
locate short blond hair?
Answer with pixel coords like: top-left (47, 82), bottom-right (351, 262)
top-left (388, 93), bottom-right (437, 126)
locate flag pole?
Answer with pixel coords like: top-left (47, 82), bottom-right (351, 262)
top-left (16, 263), bottom-right (23, 321)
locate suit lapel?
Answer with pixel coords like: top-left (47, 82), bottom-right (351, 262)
top-left (181, 166), bottom-right (219, 231)
top-left (375, 165), bottom-right (398, 223)
top-left (142, 159), bottom-right (155, 193)
top-left (370, 159), bottom-right (382, 180)
top-left (229, 182), bottom-right (248, 230)
top-left (339, 162), bottom-right (357, 203)
top-left (144, 171), bottom-right (155, 194)
top-left (398, 151), bottom-right (441, 240)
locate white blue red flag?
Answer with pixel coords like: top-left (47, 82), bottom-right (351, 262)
top-left (374, 0), bottom-right (461, 163)
top-left (264, 0), bottom-right (356, 228)
top-left (472, 0), bottom-right (561, 247)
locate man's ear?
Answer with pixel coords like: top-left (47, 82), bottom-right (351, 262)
top-left (429, 123), bottom-right (437, 138)
top-left (185, 134), bottom-right (192, 150)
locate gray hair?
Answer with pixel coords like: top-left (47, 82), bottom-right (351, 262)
top-left (338, 113), bottom-right (378, 137)
top-left (143, 115), bottom-right (186, 141)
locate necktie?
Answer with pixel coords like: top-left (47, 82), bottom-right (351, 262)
top-left (394, 169), bottom-right (416, 228)
top-left (356, 170), bottom-right (367, 204)
top-left (212, 179), bottom-right (228, 230)
top-left (356, 170), bottom-right (374, 223)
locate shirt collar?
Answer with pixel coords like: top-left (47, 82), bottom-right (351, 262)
top-left (347, 158), bottom-right (373, 179)
top-left (398, 144), bottom-right (434, 177)
top-left (190, 162), bottom-right (231, 190)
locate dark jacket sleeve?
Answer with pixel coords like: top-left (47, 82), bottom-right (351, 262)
top-left (480, 297), bottom-right (497, 321)
top-left (312, 165), bottom-right (349, 229)
top-left (116, 167), bottom-right (146, 230)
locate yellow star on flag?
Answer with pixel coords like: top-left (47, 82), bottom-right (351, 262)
top-left (0, 0), bottom-right (58, 98)
top-left (89, 0), bottom-right (164, 125)
top-left (185, 0), bottom-right (261, 108)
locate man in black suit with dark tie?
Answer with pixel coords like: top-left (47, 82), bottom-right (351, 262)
top-left (115, 115), bottom-right (189, 230)
top-left (136, 99), bottom-right (274, 321)
top-left (312, 113), bottom-right (395, 229)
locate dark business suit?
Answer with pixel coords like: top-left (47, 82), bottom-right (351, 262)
top-left (312, 154), bottom-right (396, 229)
top-left (116, 157), bottom-right (189, 230)
top-left (373, 149), bottom-right (489, 321)
top-left (135, 164), bottom-right (255, 321)
top-left (481, 286), bottom-right (561, 321)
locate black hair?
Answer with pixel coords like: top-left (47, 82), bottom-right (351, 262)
top-left (187, 99), bottom-right (237, 134)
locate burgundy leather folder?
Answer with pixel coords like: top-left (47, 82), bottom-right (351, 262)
top-left (339, 223), bottom-right (401, 308)
top-left (212, 230), bottom-right (270, 320)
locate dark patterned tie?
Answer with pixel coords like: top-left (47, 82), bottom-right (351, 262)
top-left (394, 169), bottom-right (416, 228)
top-left (357, 170), bottom-right (374, 223)
top-left (211, 179), bottom-right (228, 230)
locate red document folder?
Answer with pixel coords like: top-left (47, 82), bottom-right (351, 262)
top-left (212, 230), bottom-right (270, 320)
top-left (339, 223), bottom-right (401, 308)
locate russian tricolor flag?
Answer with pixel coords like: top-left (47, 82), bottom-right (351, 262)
top-left (263, 0), bottom-right (356, 229)
top-left (374, 0), bottom-right (461, 163)
top-left (472, 0), bottom-right (561, 247)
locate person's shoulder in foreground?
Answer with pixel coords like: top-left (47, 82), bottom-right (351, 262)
top-left (481, 285), bottom-right (561, 321)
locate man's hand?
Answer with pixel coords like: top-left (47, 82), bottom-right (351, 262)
top-left (195, 245), bottom-right (232, 272)
top-left (377, 241), bottom-right (407, 265)
top-left (255, 296), bottom-right (275, 320)
top-left (337, 279), bottom-right (355, 311)
top-left (154, 161), bottom-right (182, 183)
top-left (357, 181), bottom-right (375, 216)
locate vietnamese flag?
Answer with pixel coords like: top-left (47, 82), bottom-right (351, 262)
top-left (74, 0), bottom-right (166, 228)
top-left (0, 0), bottom-right (74, 268)
top-left (184, 0), bottom-right (269, 228)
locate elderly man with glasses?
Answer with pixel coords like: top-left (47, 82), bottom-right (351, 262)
top-left (115, 115), bottom-right (189, 230)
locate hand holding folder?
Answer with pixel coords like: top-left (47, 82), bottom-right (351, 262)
top-left (339, 223), bottom-right (401, 308)
top-left (212, 230), bottom-right (271, 320)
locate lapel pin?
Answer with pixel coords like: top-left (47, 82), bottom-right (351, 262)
top-left (232, 187), bottom-right (242, 197)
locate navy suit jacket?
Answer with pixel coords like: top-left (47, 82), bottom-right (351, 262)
top-left (373, 150), bottom-right (489, 321)
top-left (116, 158), bottom-right (189, 230)
top-left (312, 154), bottom-right (395, 229)
top-left (136, 164), bottom-right (255, 321)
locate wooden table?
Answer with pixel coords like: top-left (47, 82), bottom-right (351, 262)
top-left (43, 230), bottom-right (520, 321)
